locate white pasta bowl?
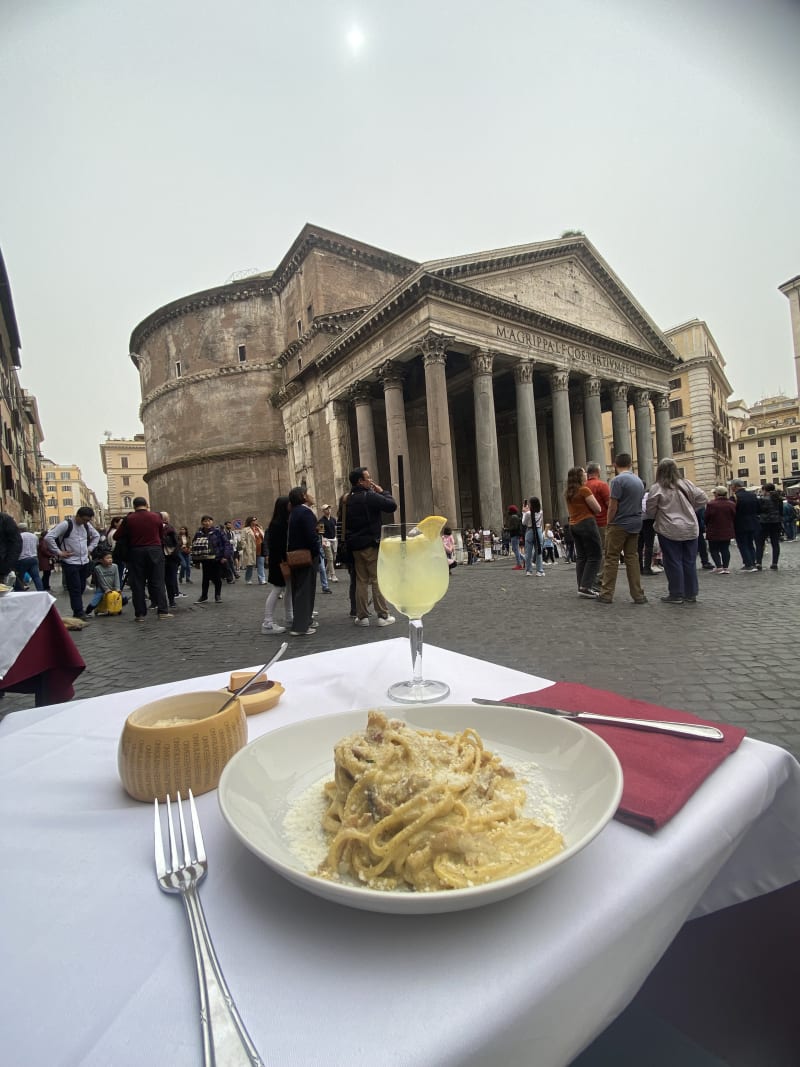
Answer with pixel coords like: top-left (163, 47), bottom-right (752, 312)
top-left (218, 703), bottom-right (623, 914)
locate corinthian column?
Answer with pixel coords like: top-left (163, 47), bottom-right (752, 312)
top-left (514, 361), bottom-right (541, 501)
top-left (571, 396), bottom-right (587, 468)
top-left (550, 370), bottom-right (574, 509)
top-left (653, 392), bottom-right (672, 462)
top-left (350, 381), bottom-right (379, 480)
top-left (416, 333), bottom-right (458, 526)
top-left (470, 350), bottom-right (503, 532)
top-left (583, 376), bottom-right (605, 469)
top-left (611, 382), bottom-right (631, 457)
top-left (326, 398), bottom-right (353, 503)
top-left (633, 389), bottom-right (654, 488)
top-left (379, 360), bottom-right (414, 522)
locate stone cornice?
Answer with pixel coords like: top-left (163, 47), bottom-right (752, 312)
top-left (270, 381), bottom-right (304, 409)
top-left (315, 271), bottom-right (678, 377)
top-left (276, 308), bottom-right (370, 367)
top-left (144, 443), bottom-right (287, 482)
top-left (129, 274), bottom-right (274, 354)
top-left (268, 224), bottom-right (418, 295)
top-left (138, 362), bottom-right (278, 419)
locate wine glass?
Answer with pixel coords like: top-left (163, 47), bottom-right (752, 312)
top-left (377, 518), bottom-right (450, 703)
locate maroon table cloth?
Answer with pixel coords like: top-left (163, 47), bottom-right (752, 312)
top-left (1, 607), bottom-right (85, 705)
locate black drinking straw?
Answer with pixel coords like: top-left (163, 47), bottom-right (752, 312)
top-left (397, 454), bottom-right (407, 538)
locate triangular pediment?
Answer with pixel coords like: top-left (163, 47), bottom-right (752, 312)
top-left (425, 236), bottom-right (671, 359)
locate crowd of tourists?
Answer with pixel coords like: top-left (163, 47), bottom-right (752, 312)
top-left (500, 462), bottom-right (799, 607)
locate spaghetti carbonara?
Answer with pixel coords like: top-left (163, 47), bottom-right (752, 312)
top-left (319, 711), bottom-right (564, 891)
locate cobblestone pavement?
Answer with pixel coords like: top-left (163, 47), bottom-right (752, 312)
top-left (3, 542), bottom-right (799, 759)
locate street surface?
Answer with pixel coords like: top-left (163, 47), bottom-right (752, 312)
top-left (2, 542), bottom-right (799, 759)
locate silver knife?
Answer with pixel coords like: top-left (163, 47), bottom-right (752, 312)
top-left (471, 698), bottom-right (724, 741)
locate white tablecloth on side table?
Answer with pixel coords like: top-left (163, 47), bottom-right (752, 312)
top-left (1, 638), bottom-right (798, 1067)
top-left (0, 590), bottom-right (54, 677)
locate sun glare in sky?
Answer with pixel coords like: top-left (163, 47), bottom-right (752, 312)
top-left (346, 25), bottom-right (365, 55)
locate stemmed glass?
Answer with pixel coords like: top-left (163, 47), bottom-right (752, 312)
top-left (377, 519), bottom-right (450, 703)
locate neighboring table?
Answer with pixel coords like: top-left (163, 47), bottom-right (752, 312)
top-left (1, 639), bottom-right (798, 1066)
top-left (0, 590), bottom-right (85, 705)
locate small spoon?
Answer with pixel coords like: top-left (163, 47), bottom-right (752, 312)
top-left (219, 642), bottom-right (288, 714)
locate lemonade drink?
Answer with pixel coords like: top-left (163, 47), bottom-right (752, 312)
top-left (378, 535), bottom-right (449, 619)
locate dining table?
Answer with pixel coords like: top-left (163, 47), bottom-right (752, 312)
top-left (1, 637), bottom-right (798, 1067)
top-left (0, 589), bottom-right (85, 706)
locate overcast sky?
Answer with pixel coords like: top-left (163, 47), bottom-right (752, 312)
top-left (2, 0), bottom-right (798, 499)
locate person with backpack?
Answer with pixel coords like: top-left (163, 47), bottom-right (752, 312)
top-left (44, 507), bottom-right (100, 620)
top-left (192, 515), bottom-right (230, 603)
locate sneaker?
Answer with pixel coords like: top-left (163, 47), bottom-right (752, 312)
top-left (94, 610), bottom-right (109, 617)
top-left (215, 595), bottom-right (222, 602)
top-left (158, 612), bottom-right (174, 619)
top-left (354, 617), bottom-right (370, 627)
top-left (175, 592), bottom-right (187, 598)
top-left (245, 580), bottom-right (254, 585)
top-left (770, 564), bottom-right (778, 570)
top-left (197, 596), bottom-right (208, 603)
top-left (595, 596), bottom-right (613, 605)
top-left (261, 623), bottom-right (286, 634)
top-left (755, 564), bottom-right (762, 571)
top-left (744, 566), bottom-right (758, 573)
top-left (289, 628), bottom-right (315, 636)
top-left (84, 605), bottom-right (95, 615)
top-left (660, 595), bottom-right (684, 604)
top-left (135, 616), bottom-right (145, 623)
top-left (74, 611), bottom-right (91, 621)
top-left (578, 588), bottom-right (599, 598)
top-left (312, 610), bottom-right (319, 617)
top-left (512, 565), bottom-right (524, 570)
top-left (721, 568), bottom-right (730, 574)
top-left (632, 597), bottom-right (648, 604)
top-left (331, 576), bottom-right (339, 582)
top-left (376, 614), bottom-right (396, 627)
top-left (641, 568), bottom-right (655, 576)
top-left (322, 588), bottom-right (333, 594)
top-left (684, 597), bottom-right (697, 603)
top-left (701, 562), bottom-right (715, 570)
top-left (535, 571), bottom-right (545, 577)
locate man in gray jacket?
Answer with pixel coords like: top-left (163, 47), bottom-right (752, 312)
top-left (45, 507), bottom-right (100, 620)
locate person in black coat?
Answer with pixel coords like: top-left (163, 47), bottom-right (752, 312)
top-left (287, 486), bottom-right (320, 636)
top-left (732, 480), bottom-right (760, 571)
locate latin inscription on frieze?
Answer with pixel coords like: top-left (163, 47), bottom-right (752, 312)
top-left (496, 324), bottom-right (645, 380)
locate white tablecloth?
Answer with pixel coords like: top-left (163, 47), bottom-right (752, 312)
top-left (0, 589), bottom-right (54, 677)
top-left (1, 639), bottom-right (799, 1066)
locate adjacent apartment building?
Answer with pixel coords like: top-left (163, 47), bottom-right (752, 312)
top-left (100, 433), bottom-right (148, 515)
top-left (1, 247), bottom-right (45, 526)
top-left (42, 460), bottom-right (105, 530)
top-left (728, 395), bottom-right (800, 490)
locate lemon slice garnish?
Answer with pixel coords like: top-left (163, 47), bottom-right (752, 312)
top-left (416, 515), bottom-right (448, 540)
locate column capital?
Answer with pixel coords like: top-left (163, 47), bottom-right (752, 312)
top-left (349, 380), bottom-right (374, 405)
top-left (633, 388), bottom-right (651, 408)
top-left (470, 350), bottom-right (495, 377)
top-left (378, 359), bottom-right (406, 387)
top-left (414, 332), bottom-right (454, 367)
top-left (550, 369), bottom-right (570, 393)
top-left (652, 391), bottom-right (671, 411)
top-left (514, 360), bottom-right (535, 385)
top-left (583, 375), bottom-right (602, 399)
top-left (612, 381), bottom-right (630, 404)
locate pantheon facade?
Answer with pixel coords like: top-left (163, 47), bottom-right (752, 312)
top-left (129, 225), bottom-right (679, 529)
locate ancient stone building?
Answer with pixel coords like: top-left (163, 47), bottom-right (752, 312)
top-left (130, 225), bottom-right (682, 528)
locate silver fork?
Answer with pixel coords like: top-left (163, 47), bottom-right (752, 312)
top-left (154, 791), bottom-right (264, 1066)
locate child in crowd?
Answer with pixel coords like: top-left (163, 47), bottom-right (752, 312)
top-left (86, 552), bottom-right (123, 616)
top-left (542, 524), bottom-right (557, 564)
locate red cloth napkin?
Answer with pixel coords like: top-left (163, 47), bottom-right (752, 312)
top-left (506, 682), bottom-right (746, 832)
top-left (1, 607), bottom-right (85, 705)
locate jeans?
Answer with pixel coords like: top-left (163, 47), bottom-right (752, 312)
top-left (178, 551), bottom-right (192, 581)
top-left (62, 562), bottom-right (94, 615)
top-left (317, 553), bottom-right (330, 592)
top-left (510, 535), bottom-right (523, 565)
top-left (784, 519), bottom-right (797, 541)
top-left (13, 556), bottom-right (43, 591)
top-left (256, 556), bottom-right (266, 583)
top-left (659, 535), bottom-right (699, 598)
top-left (524, 530), bottom-right (544, 574)
top-left (734, 527), bottom-right (757, 568)
top-left (756, 523), bottom-right (781, 567)
top-left (707, 539), bottom-right (731, 569)
top-left (570, 518), bottom-right (602, 590)
top-left (128, 545), bottom-right (170, 616)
